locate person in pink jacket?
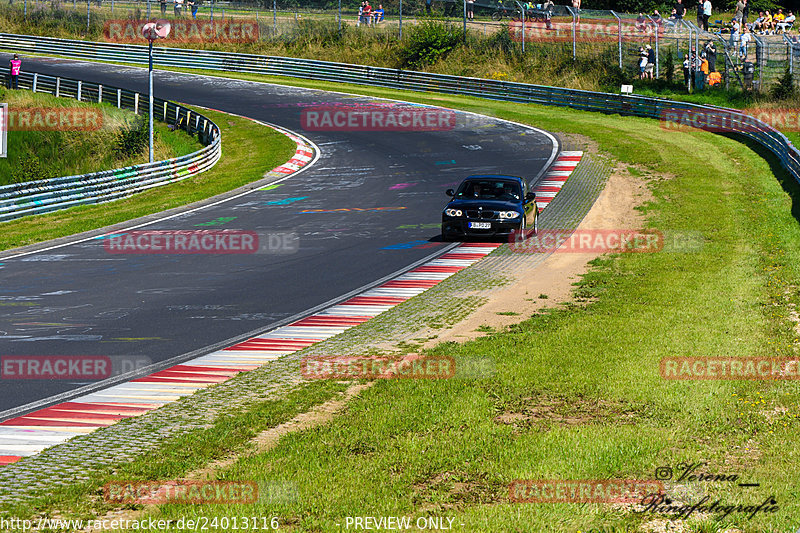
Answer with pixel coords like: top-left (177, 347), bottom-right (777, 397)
top-left (9, 54), bottom-right (21, 90)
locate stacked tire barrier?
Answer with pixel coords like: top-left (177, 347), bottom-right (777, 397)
top-left (1, 32), bottom-right (797, 214)
top-left (0, 67), bottom-right (221, 222)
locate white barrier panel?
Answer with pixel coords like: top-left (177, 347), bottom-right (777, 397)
top-left (0, 104), bottom-right (6, 158)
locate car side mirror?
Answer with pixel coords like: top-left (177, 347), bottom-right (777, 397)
top-left (525, 192), bottom-right (536, 202)
top-left (446, 189), bottom-right (455, 197)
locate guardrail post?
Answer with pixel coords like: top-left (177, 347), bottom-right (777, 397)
top-left (186, 110), bottom-right (192, 132)
top-left (164, 101), bottom-right (168, 121)
top-left (135, 92), bottom-right (139, 114)
top-left (117, 88), bottom-right (121, 108)
top-left (567, 6), bottom-right (576, 60)
top-left (32, 73), bottom-right (37, 93)
top-left (514, 1), bottom-right (525, 53)
top-left (98, 84), bottom-right (102, 102)
top-left (611, 11), bottom-right (622, 69)
top-left (399, 0), bottom-right (403, 39)
top-left (77, 80), bottom-right (82, 101)
top-left (649, 15), bottom-right (659, 78)
top-left (175, 106), bottom-right (180, 124)
top-left (55, 77), bottom-right (60, 97)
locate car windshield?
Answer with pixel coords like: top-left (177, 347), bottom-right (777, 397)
top-left (454, 179), bottom-right (521, 201)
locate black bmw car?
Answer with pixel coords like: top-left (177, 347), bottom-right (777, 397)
top-left (441, 175), bottom-right (538, 241)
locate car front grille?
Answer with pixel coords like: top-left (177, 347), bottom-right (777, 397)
top-left (466, 210), bottom-right (496, 219)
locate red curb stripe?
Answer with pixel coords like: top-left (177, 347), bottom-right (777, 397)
top-left (0, 456), bottom-right (22, 465)
top-left (291, 316), bottom-right (372, 327)
top-left (381, 280), bottom-right (441, 288)
top-left (410, 265), bottom-right (465, 273)
top-left (342, 296), bottom-right (409, 305)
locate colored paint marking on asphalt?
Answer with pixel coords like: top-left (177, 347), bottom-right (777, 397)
top-left (0, 154), bottom-right (583, 466)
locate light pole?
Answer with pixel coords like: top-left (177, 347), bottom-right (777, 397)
top-left (142, 20), bottom-right (171, 164)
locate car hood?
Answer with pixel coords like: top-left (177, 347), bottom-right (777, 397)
top-left (445, 199), bottom-right (522, 211)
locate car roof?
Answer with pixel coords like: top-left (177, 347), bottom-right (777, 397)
top-left (462, 175), bottom-right (524, 184)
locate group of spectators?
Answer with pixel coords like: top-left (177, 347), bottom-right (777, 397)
top-left (356, 2), bottom-right (385, 26)
top-left (681, 41), bottom-right (719, 88)
top-left (746, 9), bottom-right (795, 35)
top-left (160, 0), bottom-right (200, 19)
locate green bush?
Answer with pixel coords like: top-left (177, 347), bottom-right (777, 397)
top-left (398, 19), bottom-right (462, 70)
top-left (663, 47), bottom-right (674, 85)
top-left (114, 115), bottom-right (150, 158)
top-left (770, 68), bottom-right (796, 100)
top-left (11, 154), bottom-right (52, 183)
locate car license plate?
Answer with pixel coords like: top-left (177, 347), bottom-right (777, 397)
top-left (469, 222), bottom-right (491, 229)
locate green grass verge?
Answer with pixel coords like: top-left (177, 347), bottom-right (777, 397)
top-left (0, 88), bottom-right (200, 184)
top-left (0, 105), bottom-right (296, 252)
top-left (4, 73), bottom-right (797, 531)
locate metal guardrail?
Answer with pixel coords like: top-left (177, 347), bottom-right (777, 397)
top-left (0, 66), bottom-right (220, 222)
top-left (1, 33), bottom-right (797, 199)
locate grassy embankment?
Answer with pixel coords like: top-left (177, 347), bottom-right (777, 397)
top-left (2, 3), bottom-right (795, 101)
top-left (0, 88), bottom-right (199, 185)
top-left (0, 91), bottom-right (296, 251)
top-left (3, 75), bottom-right (798, 531)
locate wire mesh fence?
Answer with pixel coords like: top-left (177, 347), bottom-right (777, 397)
top-left (1, 0), bottom-right (797, 93)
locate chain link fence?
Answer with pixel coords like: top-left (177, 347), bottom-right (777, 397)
top-left (1, 0), bottom-right (796, 92)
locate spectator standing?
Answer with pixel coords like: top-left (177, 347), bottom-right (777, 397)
top-left (674, 0), bottom-right (685, 21)
top-left (740, 26), bottom-right (751, 58)
top-left (357, 1), bottom-right (364, 25)
top-left (8, 54), bottom-right (20, 89)
top-left (187, 0), bottom-right (198, 19)
top-left (696, 1), bottom-right (703, 28)
top-left (729, 18), bottom-right (740, 48)
top-left (425, 0), bottom-right (432, 15)
top-left (466, 0), bottom-right (474, 21)
top-left (638, 47), bottom-right (649, 79)
top-left (646, 44), bottom-right (655, 79)
top-left (572, 0), bottom-right (580, 23)
top-left (683, 54), bottom-right (690, 85)
top-left (174, 0), bottom-right (182, 17)
top-left (160, 0), bottom-right (166, 15)
top-left (363, 1), bottom-right (372, 25)
top-left (742, 0), bottom-right (749, 25)
top-left (733, 0), bottom-right (744, 23)
top-left (704, 40), bottom-right (716, 71)
top-left (702, 0), bottom-right (711, 31)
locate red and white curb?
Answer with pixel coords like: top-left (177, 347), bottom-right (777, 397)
top-left (532, 151), bottom-right (583, 212)
top-left (0, 152), bottom-right (584, 466)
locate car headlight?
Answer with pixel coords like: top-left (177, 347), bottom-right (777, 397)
top-left (498, 211), bottom-right (520, 219)
top-left (445, 208), bottom-right (462, 217)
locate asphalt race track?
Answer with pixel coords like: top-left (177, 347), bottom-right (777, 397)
top-left (0, 56), bottom-right (558, 417)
